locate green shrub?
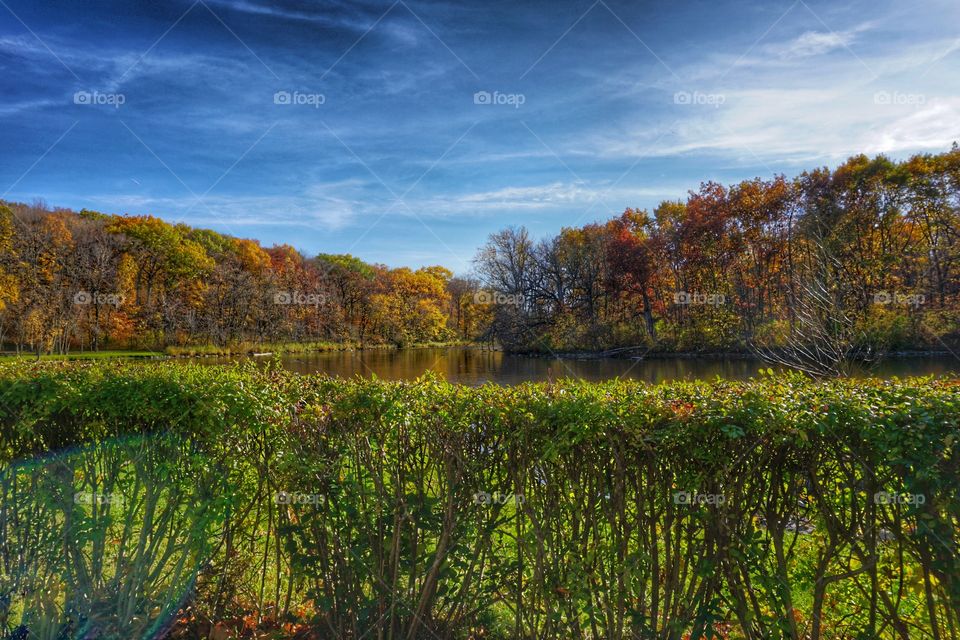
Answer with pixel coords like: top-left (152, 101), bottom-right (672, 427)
top-left (857, 307), bottom-right (917, 350)
top-left (0, 362), bottom-right (958, 639)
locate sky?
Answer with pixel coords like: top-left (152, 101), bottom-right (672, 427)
top-left (1, 0), bottom-right (958, 272)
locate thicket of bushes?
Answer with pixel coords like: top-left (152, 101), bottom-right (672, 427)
top-left (1, 362), bottom-right (959, 639)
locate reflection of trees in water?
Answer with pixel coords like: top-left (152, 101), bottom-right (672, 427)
top-left (0, 436), bottom-right (228, 640)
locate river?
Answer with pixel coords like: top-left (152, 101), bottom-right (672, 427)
top-left (199, 347), bottom-right (960, 385)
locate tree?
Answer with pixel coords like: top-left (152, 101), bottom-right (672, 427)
top-left (605, 209), bottom-right (658, 340)
top-left (0, 205), bottom-right (20, 346)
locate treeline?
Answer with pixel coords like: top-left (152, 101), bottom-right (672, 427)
top-left (475, 146), bottom-right (960, 357)
top-left (2, 146), bottom-right (960, 357)
top-left (0, 202), bottom-right (488, 354)
top-left (2, 363), bottom-right (958, 639)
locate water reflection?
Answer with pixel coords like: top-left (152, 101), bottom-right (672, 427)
top-left (204, 347), bottom-right (960, 384)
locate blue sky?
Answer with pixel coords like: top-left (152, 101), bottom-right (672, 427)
top-left (1, 0), bottom-right (958, 271)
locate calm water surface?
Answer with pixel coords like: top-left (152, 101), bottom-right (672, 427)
top-left (202, 347), bottom-right (960, 385)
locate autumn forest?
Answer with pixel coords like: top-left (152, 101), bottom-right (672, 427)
top-left (2, 147), bottom-right (959, 363)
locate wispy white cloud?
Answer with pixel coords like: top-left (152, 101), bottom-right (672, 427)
top-left (570, 31), bottom-right (960, 165)
top-left (865, 100), bottom-right (960, 154)
top-left (453, 182), bottom-right (592, 209)
top-left (202, 0), bottom-right (375, 30)
top-left (0, 32), bottom-right (254, 98)
top-left (0, 98), bottom-right (61, 116)
top-left (87, 192), bottom-right (357, 232)
top-left (80, 178), bottom-right (685, 234)
top-left (447, 182), bottom-right (680, 212)
top-left (768, 28), bottom-right (860, 59)
top-left (580, 92), bottom-right (960, 166)
top-left (202, 0), bottom-right (429, 48)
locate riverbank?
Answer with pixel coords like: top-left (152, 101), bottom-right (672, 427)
top-left (166, 339), bottom-right (474, 357)
top-left (0, 350), bottom-right (164, 362)
top-left (509, 345), bottom-right (956, 360)
top-left (0, 340), bottom-right (476, 361)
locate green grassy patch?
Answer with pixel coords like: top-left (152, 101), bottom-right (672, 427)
top-left (0, 350), bottom-right (164, 361)
top-left (163, 339), bottom-right (474, 357)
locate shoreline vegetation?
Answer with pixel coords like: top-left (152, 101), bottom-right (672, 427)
top-left (161, 338), bottom-right (473, 357)
top-left (1, 362), bottom-right (957, 639)
top-left (0, 340), bottom-right (476, 361)
top-left (2, 148), bottom-right (959, 367)
top-left (509, 345), bottom-right (957, 360)
top-left (0, 342), bottom-right (954, 364)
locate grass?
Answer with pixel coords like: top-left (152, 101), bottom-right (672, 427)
top-left (0, 340), bottom-right (479, 361)
top-left (164, 341), bottom-right (353, 357)
top-left (164, 339), bottom-right (474, 357)
top-left (0, 350), bottom-right (163, 362)
top-left (358, 339), bottom-right (473, 350)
